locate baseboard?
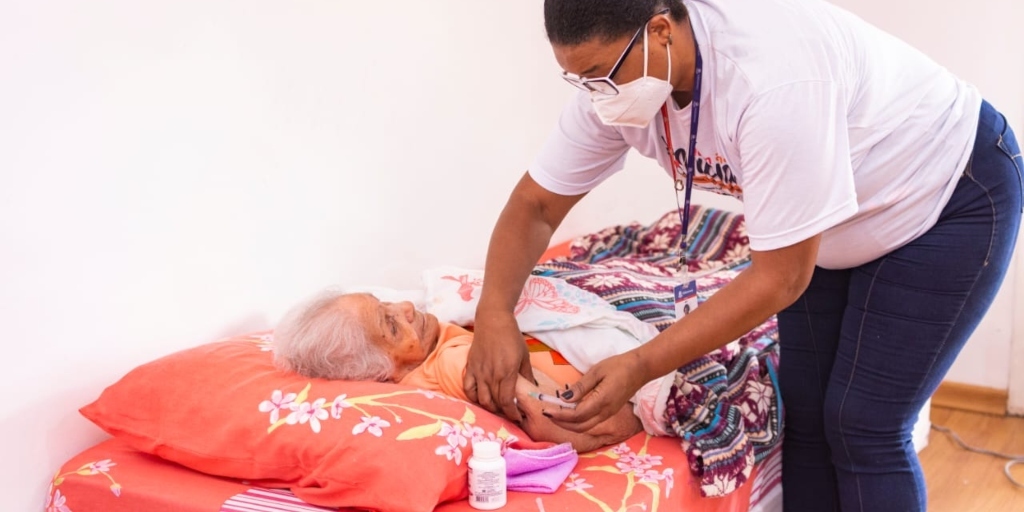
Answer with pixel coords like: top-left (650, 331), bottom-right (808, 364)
top-left (912, 399), bottom-right (931, 453)
top-left (932, 381), bottom-right (1008, 416)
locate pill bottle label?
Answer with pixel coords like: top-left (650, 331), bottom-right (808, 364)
top-left (469, 467), bottom-right (506, 508)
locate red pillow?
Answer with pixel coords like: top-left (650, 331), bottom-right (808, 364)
top-left (79, 331), bottom-right (543, 511)
top-left (539, 239), bottom-right (574, 262)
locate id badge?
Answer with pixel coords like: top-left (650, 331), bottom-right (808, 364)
top-left (674, 280), bottom-right (698, 319)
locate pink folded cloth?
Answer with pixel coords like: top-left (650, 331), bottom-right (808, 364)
top-left (503, 443), bottom-right (579, 494)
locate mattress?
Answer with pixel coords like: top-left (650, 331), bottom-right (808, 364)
top-left (48, 436), bottom-right (780, 512)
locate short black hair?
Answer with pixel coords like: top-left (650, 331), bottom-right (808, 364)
top-left (544, 0), bottom-right (688, 46)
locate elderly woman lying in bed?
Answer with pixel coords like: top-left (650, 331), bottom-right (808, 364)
top-left (272, 291), bottom-right (643, 452)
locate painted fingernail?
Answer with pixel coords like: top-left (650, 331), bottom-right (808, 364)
top-left (542, 411), bottom-right (553, 419)
top-left (561, 390), bottom-right (574, 400)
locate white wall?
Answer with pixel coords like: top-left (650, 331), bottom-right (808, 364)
top-left (0, 0), bottom-right (1019, 510)
top-left (0, 1), bottom-right (683, 509)
top-left (1013, 259), bottom-right (1024, 414)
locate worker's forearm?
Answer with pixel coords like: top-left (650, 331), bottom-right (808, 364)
top-left (636, 264), bottom-right (803, 380)
top-left (476, 196), bottom-right (556, 317)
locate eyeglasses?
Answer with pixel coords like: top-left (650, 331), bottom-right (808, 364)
top-left (561, 8), bottom-right (671, 96)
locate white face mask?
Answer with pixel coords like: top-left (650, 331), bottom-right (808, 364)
top-left (590, 26), bottom-right (674, 128)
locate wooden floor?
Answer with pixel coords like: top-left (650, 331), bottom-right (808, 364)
top-left (920, 406), bottom-right (1024, 511)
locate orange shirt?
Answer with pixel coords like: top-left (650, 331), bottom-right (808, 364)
top-left (399, 323), bottom-right (474, 401)
top-left (398, 323), bottom-right (584, 401)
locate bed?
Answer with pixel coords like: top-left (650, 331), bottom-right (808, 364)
top-left (49, 435), bottom-right (780, 511)
top-left (49, 205), bottom-right (784, 512)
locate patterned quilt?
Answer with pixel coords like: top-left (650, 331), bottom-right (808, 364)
top-left (533, 205), bottom-right (783, 498)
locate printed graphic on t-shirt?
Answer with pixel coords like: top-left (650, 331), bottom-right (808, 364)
top-left (665, 139), bottom-right (743, 198)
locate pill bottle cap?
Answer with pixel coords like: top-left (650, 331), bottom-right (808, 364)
top-left (472, 440), bottom-right (502, 459)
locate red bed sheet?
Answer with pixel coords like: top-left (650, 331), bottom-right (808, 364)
top-left (49, 436), bottom-right (780, 512)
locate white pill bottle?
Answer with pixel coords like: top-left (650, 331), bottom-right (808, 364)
top-left (468, 440), bottom-right (507, 510)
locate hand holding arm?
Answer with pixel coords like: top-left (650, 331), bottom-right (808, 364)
top-left (464, 172), bottom-right (585, 422)
top-left (547, 234), bottom-right (821, 431)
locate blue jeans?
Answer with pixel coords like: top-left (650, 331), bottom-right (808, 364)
top-left (778, 100), bottom-right (1023, 512)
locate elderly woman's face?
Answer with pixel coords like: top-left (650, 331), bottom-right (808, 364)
top-left (337, 294), bottom-right (441, 371)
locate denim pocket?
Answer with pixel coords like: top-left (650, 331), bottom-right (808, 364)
top-left (995, 115), bottom-right (1023, 210)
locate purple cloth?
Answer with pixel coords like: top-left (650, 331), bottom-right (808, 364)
top-left (503, 443), bottom-right (578, 494)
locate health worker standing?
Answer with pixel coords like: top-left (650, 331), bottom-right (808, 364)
top-left (463, 1), bottom-right (1023, 511)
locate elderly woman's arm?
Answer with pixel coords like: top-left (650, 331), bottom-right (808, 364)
top-left (514, 371), bottom-right (642, 453)
top-left (431, 333), bottom-right (642, 451)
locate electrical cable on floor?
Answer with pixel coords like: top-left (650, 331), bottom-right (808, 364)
top-left (931, 424), bottom-right (1024, 489)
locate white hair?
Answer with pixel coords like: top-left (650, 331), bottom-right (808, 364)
top-left (272, 290), bottom-right (395, 381)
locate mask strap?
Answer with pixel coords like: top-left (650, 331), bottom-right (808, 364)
top-left (666, 36), bottom-right (672, 81)
top-left (642, 24), bottom-right (650, 77)
top-left (643, 21), bottom-right (673, 81)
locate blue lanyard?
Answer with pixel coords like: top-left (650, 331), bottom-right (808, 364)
top-left (660, 41), bottom-right (703, 270)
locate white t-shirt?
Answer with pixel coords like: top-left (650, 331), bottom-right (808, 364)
top-left (530, 0), bottom-right (981, 269)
